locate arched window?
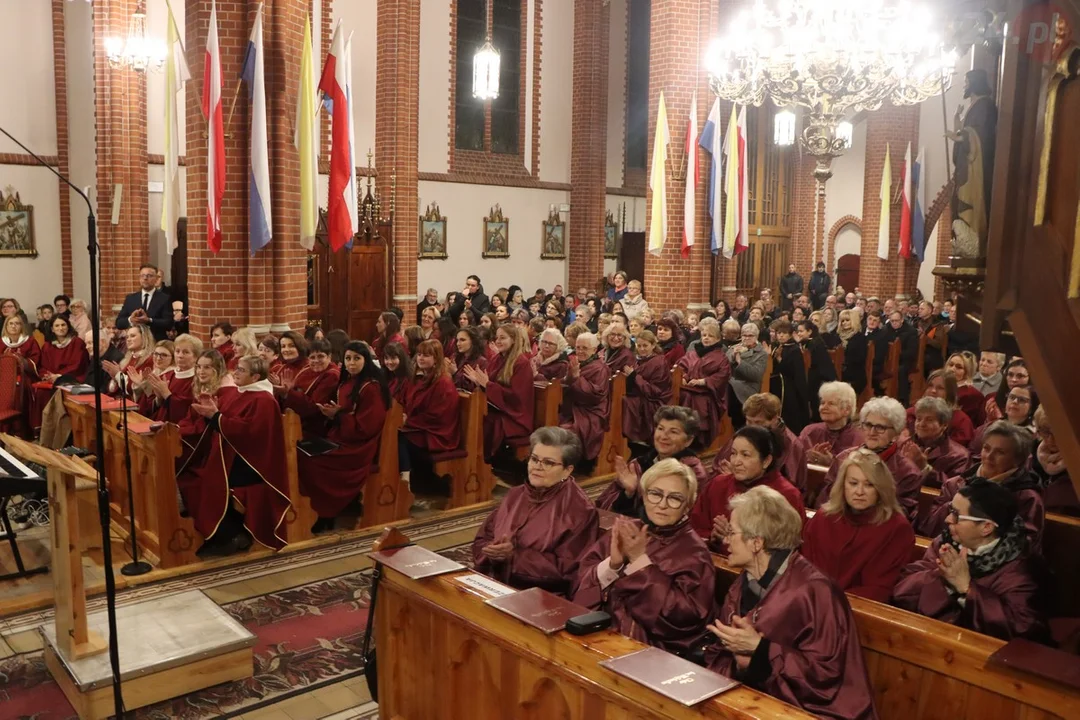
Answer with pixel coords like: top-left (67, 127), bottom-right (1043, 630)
top-left (454, 0), bottom-right (522, 156)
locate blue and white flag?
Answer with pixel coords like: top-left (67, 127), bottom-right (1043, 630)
top-left (911, 147), bottom-right (927, 262)
top-left (240, 5), bottom-right (272, 255)
top-left (698, 98), bottom-right (724, 255)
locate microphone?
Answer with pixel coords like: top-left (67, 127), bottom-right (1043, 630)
top-left (116, 372), bottom-right (128, 393)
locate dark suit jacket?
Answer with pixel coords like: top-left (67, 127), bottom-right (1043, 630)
top-left (116, 289), bottom-right (173, 341)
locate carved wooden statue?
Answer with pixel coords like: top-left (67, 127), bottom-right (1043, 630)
top-left (948, 69), bottom-right (998, 260)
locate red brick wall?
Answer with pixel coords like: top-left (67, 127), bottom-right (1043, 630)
top-left (51, 0), bottom-right (73, 297)
top-left (789, 151), bottom-right (821, 280)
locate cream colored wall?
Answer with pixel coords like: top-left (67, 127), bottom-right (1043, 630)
top-left (822, 119), bottom-right (867, 270)
top-left (606, 0), bottom-right (627, 188)
top-left (418, 0), bottom-right (452, 174)
top-left (539, 0), bottom-right (573, 184)
top-left (66, 0), bottom-right (96, 306)
top-left (834, 225), bottom-right (862, 264)
top-left (333, 0), bottom-right (377, 160)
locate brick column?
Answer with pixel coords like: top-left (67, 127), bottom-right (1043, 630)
top-left (860, 104), bottom-right (920, 298)
top-left (568, 0), bottom-right (609, 294)
top-left (642, 0), bottom-right (713, 311)
top-left (95, 0), bottom-right (150, 314)
top-left (375, 0), bottom-right (421, 306)
top-left (51, 0), bottom-right (73, 296)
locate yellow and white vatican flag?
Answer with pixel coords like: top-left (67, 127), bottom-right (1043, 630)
top-left (295, 15), bottom-right (319, 251)
top-left (161, 0), bottom-right (190, 255)
top-left (648, 91), bottom-right (670, 256)
top-left (877, 143), bottom-right (892, 260)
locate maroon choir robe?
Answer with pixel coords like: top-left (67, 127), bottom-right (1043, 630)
top-left (401, 373), bottom-right (460, 452)
top-left (388, 375), bottom-right (408, 405)
top-left (595, 450), bottom-right (709, 517)
top-left (706, 552), bottom-right (878, 720)
top-left (32, 337), bottom-right (89, 428)
top-left (281, 365), bottom-right (341, 438)
top-left (533, 354), bottom-right (569, 382)
top-left (274, 356), bottom-right (309, 386)
top-left (559, 355), bottom-right (611, 461)
top-left (689, 469), bottom-right (806, 555)
top-left (602, 345), bottom-right (636, 374)
top-left (956, 384), bottom-right (987, 428)
top-left (176, 383), bottom-right (292, 550)
top-left (713, 425), bottom-right (807, 493)
top-left (676, 344), bottom-right (732, 447)
top-left (914, 432), bottom-right (971, 487)
top-left (472, 478), bottom-right (600, 596)
top-left (661, 339), bottom-right (684, 367)
top-left (483, 353), bottom-right (535, 457)
top-left (218, 340), bottom-right (237, 369)
top-left (451, 352), bottom-right (488, 392)
top-left (137, 368), bottom-right (196, 423)
top-left (819, 444), bottom-right (923, 523)
top-left (4, 336), bottom-right (39, 433)
top-left (918, 468), bottom-right (1045, 553)
top-left (905, 405), bottom-right (974, 447)
top-left (798, 421), bottom-right (865, 460)
top-left (892, 536), bottom-right (1048, 642)
top-left (572, 519), bottom-right (715, 656)
top-left (1042, 472), bottom-right (1080, 516)
top-left (298, 378), bottom-right (387, 518)
top-left (801, 508), bottom-right (915, 602)
top-left (3, 336), bottom-right (40, 376)
top-left (372, 332), bottom-right (405, 360)
top-left (109, 353), bottom-right (155, 397)
top-left (622, 354), bottom-right (672, 444)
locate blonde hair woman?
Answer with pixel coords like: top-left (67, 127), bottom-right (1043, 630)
top-left (463, 324), bottom-right (535, 459)
top-left (231, 327), bottom-right (261, 364)
top-left (945, 351), bottom-right (987, 427)
top-left (103, 323), bottom-right (155, 396)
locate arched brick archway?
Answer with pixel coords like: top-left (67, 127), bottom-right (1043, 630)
top-left (827, 215), bottom-right (862, 269)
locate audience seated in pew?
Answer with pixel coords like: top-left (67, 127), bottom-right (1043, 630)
top-left (705, 486), bottom-right (877, 720)
top-left (906, 368), bottom-right (975, 446)
top-left (802, 449), bottom-right (915, 602)
top-left (382, 342), bottom-right (411, 401)
top-left (919, 421), bottom-right (1046, 553)
top-left (102, 324), bottom-right (154, 396)
top-left (447, 325), bottom-right (489, 391)
top-left (529, 327), bottom-right (568, 382)
top-left (597, 406), bottom-right (707, 517)
top-left (676, 317), bottom-right (732, 448)
top-left (893, 480), bottom-right (1050, 643)
top-left (135, 333), bottom-right (202, 423)
top-left (945, 351), bottom-right (987, 428)
top-left (621, 330), bottom-right (671, 445)
top-left (1033, 406), bottom-right (1080, 516)
top-left (297, 341), bottom-right (388, 533)
top-left (690, 425), bottom-right (805, 555)
top-left (31, 315), bottom-right (89, 430)
top-left (472, 427), bottom-right (599, 596)
top-left (466, 324), bottom-right (534, 461)
top-left (2, 313), bottom-right (40, 374)
top-left (178, 355), bottom-right (292, 556)
top-left (984, 357), bottom-right (1030, 424)
top-left (558, 332), bottom-right (610, 464)
top-left (274, 330), bottom-right (310, 385)
top-left (725, 322), bottom-right (768, 427)
top-left (968, 384), bottom-right (1038, 459)
top-left (901, 396), bottom-right (972, 486)
top-left (799, 381), bottom-right (864, 470)
top-left (836, 309), bottom-right (869, 395)
top-left (655, 317), bottom-right (685, 367)
top-left (600, 323), bottom-right (635, 374)
top-left (210, 321), bottom-right (237, 369)
top-left (714, 393), bottom-right (807, 493)
top-left (573, 459), bottom-right (715, 656)
top-left (768, 320), bottom-right (812, 434)
top-left (817, 397), bottom-right (923, 523)
top-left (399, 339), bottom-right (461, 493)
top-left (275, 338), bottom-right (340, 439)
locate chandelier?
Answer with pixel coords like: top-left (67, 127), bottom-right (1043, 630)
top-left (104, 11), bottom-right (167, 72)
top-left (706, 0), bottom-right (957, 181)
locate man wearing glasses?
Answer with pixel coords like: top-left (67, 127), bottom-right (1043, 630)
top-left (893, 480), bottom-right (1049, 643)
top-left (115, 263), bottom-right (174, 341)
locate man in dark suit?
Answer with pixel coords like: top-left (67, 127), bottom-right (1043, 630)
top-left (116, 263), bottom-right (173, 341)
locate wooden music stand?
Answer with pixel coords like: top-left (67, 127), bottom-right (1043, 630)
top-left (0, 433), bottom-right (106, 660)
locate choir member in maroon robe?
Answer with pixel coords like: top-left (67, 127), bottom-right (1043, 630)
top-left (466, 325), bottom-right (534, 460)
top-left (210, 322), bottom-right (237, 369)
top-left (179, 355), bottom-right (292, 555)
top-left (656, 318), bottom-right (685, 367)
top-left (400, 340), bottom-right (462, 491)
top-left (530, 328), bottom-right (569, 382)
top-left (272, 331), bottom-right (310, 386)
top-left (372, 311), bottom-right (406, 362)
top-left (907, 369), bottom-right (975, 446)
top-left (472, 427), bottom-right (600, 596)
top-left (676, 318), bottom-right (732, 447)
top-left (919, 421), bottom-right (1045, 553)
top-left (32, 316), bottom-right (89, 429)
top-left (1033, 407), bottom-right (1080, 516)
top-left (277, 338), bottom-right (340, 439)
top-left (621, 331), bottom-right (672, 444)
top-left (901, 397), bottom-right (971, 487)
top-left (298, 341), bottom-right (388, 532)
top-left (946, 352), bottom-right (987, 428)
top-left (984, 358), bottom-right (1030, 424)
top-left (968, 385), bottom-right (1038, 460)
top-left (558, 332), bottom-right (611, 462)
top-left (2, 314), bottom-right (40, 376)
top-left (715, 393), bottom-right (807, 493)
top-left (817, 397), bottom-right (923, 523)
top-left (102, 325), bottom-right (155, 397)
top-left (574, 459), bottom-right (715, 656)
top-left (601, 324), bottom-right (636, 374)
top-left (799, 381), bottom-right (864, 468)
top-left (690, 426), bottom-right (805, 555)
top-left (706, 486), bottom-right (877, 720)
top-left (803, 449), bottom-right (915, 602)
top-left (134, 334), bottom-right (202, 422)
top-left (597, 406), bottom-right (708, 516)
top-left (382, 342), bottom-right (412, 404)
top-left (258, 335), bottom-right (282, 377)
top-left (177, 350), bottom-right (227, 451)
top-left (448, 326), bottom-right (489, 391)
top-left (893, 480), bottom-right (1049, 643)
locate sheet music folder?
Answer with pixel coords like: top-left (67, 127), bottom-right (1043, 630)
top-left (484, 587), bottom-right (589, 634)
top-left (600, 646), bottom-right (740, 706)
top-left (367, 545), bottom-right (465, 580)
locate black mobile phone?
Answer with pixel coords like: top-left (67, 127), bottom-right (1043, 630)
top-left (565, 611), bottom-right (612, 636)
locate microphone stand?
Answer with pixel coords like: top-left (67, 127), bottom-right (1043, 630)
top-left (118, 374), bottom-right (150, 577)
top-left (0, 126), bottom-right (126, 718)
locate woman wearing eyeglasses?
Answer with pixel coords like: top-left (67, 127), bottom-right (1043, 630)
top-left (893, 480), bottom-right (1048, 642)
top-left (705, 486), bottom-right (877, 720)
top-left (968, 385), bottom-right (1039, 460)
top-left (690, 425), bottom-right (805, 556)
top-left (984, 358), bottom-right (1029, 423)
top-left (472, 427), bottom-right (599, 596)
top-left (815, 397), bottom-right (923, 524)
top-left (1032, 407), bottom-right (1080, 516)
top-left (529, 327), bottom-right (568, 382)
top-left (802, 450), bottom-right (915, 602)
top-left (278, 338), bottom-right (341, 440)
top-left (918, 421), bottom-right (1045, 554)
top-left (600, 323), bottom-right (635, 373)
top-left (573, 459), bottom-right (715, 656)
top-left (135, 333), bottom-right (203, 423)
top-left (901, 397), bottom-right (972, 488)
top-left (557, 332), bottom-right (611, 465)
top-left (904, 369), bottom-right (975, 447)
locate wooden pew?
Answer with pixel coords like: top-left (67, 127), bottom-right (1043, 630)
top-left (828, 346), bottom-right (844, 381)
top-left (761, 351), bottom-right (773, 392)
top-left (710, 557), bottom-right (1080, 719)
top-left (909, 333), bottom-right (928, 401)
top-left (881, 340), bottom-right (901, 400)
top-left (357, 398), bottom-right (413, 529)
top-left (670, 366), bottom-right (682, 406)
top-left (857, 341), bottom-right (876, 409)
top-left (595, 373), bottom-right (629, 475)
top-left (433, 390), bottom-right (495, 509)
top-left (281, 409), bottom-right (318, 544)
top-left (63, 395), bottom-right (97, 453)
top-left (377, 565), bottom-right (815, 719)
top-left (513, 381), bottom-right (564, 462)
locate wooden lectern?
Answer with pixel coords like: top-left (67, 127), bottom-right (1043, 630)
top-left (0, 433), bottom-right (107, 660)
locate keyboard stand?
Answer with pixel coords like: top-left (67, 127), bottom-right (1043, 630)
top-left (0, 495), bottom-right (49, 582)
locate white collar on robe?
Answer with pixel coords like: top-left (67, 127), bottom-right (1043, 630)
top-left (969, 537), bottom-right (1001, 556)
top-left (52, 337), bottom-right (74, 349)
top-left (3, 335), bottom-right (29, 349)
top-left (173, 367), bottom-right (195, 379)
top-left (237, 378), bottom-right (274, 395)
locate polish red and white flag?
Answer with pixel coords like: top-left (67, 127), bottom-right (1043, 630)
top-left (202, 0), bottom-right (225, 253)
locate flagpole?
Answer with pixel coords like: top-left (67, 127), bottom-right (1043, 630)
top-left (939, 69), bottom-right (952, 180)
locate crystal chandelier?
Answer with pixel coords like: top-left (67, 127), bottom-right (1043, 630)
top-left (105, 11), bottom-right (167, 72)
top-left (472, 0), bottom-right (501, 100)
top-left (706, 0), bottom-right (957, 181)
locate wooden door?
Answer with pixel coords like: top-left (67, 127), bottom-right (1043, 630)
top-left (619, 232), bottom-right (646, 286)
top-left (836, 254), bottom-right (860, 292)
top-left (309, 216), bottom-right (391, 340)
top-left (348, 240), bottom-right (388, 342)
top-left (171, 217), bottom-right (188, 306)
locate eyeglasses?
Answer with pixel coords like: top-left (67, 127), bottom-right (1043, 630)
top-left (947, 507), bottom-right (996, 526)
top-left (1006, 371), bottom-right (1029, 380)
top-left (152, 352), bottom-right (172, 360)
top-left (527, 454), bottom-right (564, 470)
top-left (1006, 394), bottom-right (1031, 404)
top-left (644, 488), bottom-right (688, 509)
top-left (862, 422), bottom-right (892, 434)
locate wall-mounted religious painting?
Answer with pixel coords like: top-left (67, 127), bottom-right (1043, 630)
top-left (418, 202), bottom-right (448, 259)
top-left (604, 210), bottom-right (619, 259)
top-left (482, 204), bottom-right (510, 258)
top-left (0, 187), bottom-right (37, 257)
top-left (541, 208), bottom-right (566, 259)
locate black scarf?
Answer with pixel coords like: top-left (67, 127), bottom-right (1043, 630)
top-left (694, 341), bottom-right (724, 357)
top-left (738, 549), bottom-right (793, 617)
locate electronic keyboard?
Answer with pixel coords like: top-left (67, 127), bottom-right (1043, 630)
top-left (0, 446), bottom-right (45, 495)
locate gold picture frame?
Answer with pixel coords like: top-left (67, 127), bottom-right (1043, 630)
top-left (0, 187), bottom-right (37, 257)
top-left (483, 204), bottom-right (510, 258)
top-left (604, 210), bottom-right (619, 259)
top-left (541, 208), bottom-right (566, 259)
top-left (418, 202), bottom-right (448, 259)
